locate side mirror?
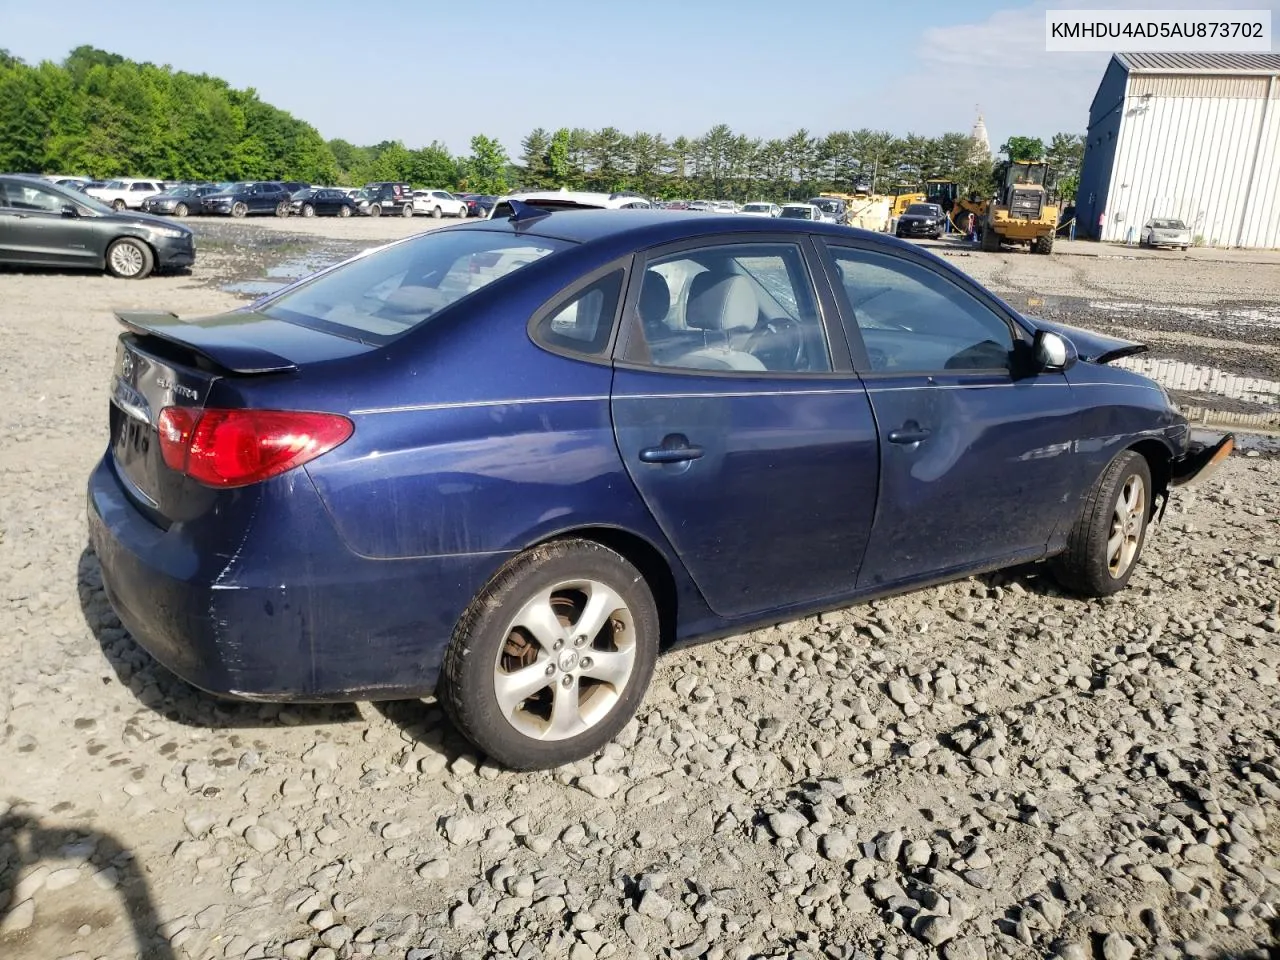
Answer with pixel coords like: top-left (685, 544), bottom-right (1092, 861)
top-left (61, 204), bottom-right (79, 218)
top-left (1033, 329), bottom-right (1071, 371)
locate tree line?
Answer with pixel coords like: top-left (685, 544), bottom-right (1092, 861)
top-left (0, 47), bottom-right (1085, 202)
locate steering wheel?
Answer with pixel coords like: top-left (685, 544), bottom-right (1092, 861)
top-left (747, 317), bottom-right (807, 371)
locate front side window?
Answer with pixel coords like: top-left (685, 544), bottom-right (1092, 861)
top-left (623, 242), bottom-right (831, 374)
top-left (827, 247), bottom-right (1015, 373)
top-left (2, 181), bottom-right (65, 213)
top-left (262, 231), bottom-right (569, 343)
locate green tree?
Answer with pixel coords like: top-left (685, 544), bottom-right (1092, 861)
top-left (546, 128), bottom-right (573, 185)
top-left (518, 127), bottom-right (551, 187)
top-left (465, 134), bottom-right (509, 194)
top-left (407, 142), bottom-right (458, 188)
top-left (1000, 136), bottom-right (1046, 161)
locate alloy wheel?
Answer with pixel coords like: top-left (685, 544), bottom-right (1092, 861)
top-left (492, 579), bottom-right (636, 741)
top-left (1107, 474), bottom-right (1146, 577)
top-left (109, 242), bottom-right (145, 277)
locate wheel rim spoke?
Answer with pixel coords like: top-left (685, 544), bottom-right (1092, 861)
top-left (546, 678), bottom-right (581, 738)
top-left (494, 658), bottom-right (553, 716)
top-left (579, 646), bottom-right (634, 690)
top-left (1107, 529), bottom-right (1124, 566)
top-left (573, 582), bottom-right (625, 643)
top-left (512, 589), bottom-right (568, 650)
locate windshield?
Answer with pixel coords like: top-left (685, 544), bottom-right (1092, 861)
top-left (1152, 219), bottom-right (1185, 230)
top-left (261, 230), bottom-right (570, 343)
top-left (779, 207), bottom-right (814, 220)
top-left (905, 204), bottom-right (939, 216)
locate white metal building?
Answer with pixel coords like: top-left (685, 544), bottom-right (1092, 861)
top-left (1076, 53), bottom-right (1280, 247)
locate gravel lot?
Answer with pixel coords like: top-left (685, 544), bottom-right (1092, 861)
top-left (1, 219), bottom-right (1278, 960)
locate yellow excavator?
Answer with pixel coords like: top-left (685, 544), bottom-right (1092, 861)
top-left (924, 178), bottom-right (989, 234)
top-left (980, 160), bottom-right (1060, 254)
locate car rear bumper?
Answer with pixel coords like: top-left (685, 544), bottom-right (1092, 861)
top-left (86, 455), bottom-right (501, 702)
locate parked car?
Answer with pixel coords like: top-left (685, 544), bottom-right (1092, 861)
top-left (740, 202), bottom-right (780, 218)
top-left (896, 203), bottom-right (947, 240)
top-left (85, 178), bottom-right (166, 211)
top-left (201, 182), bottom-right (294, 217)
top-left (290, 188), bottom-right (358, 218)
top-left (356, 182), bottom-right (416, 217)
top-left (1141, 217), bottom-right (1191, 250)
top-left (412, 189), bottom-right (468, 218)
top-left (458, 194), bottom-right (497, 218)
top-left (487, 190), bottom-right (652, 218)
top-left (0, 174), bottom-right (194, 279)
top-left (664, 200), bottom-right (690, 211)
top-left (712, 200), bottom-right (737, 214)
top-left (809, 197), bottom-right (848, 224)
top-left (141, 184), bottom-right (219, 217)
top-left (778, 202), bottom-right (821, 220)
top-left (48, 175), bottom-right (93, 188)
top-left (86, 208), bottom-right (1231, 769)
top-left (687, 200), bottom-right (715, 212)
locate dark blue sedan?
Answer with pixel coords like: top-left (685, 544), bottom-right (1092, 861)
top-left (87, 209), bottom-right (1232, 769)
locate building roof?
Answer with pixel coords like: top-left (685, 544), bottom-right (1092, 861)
top-left (1115, 52), bottom-right (1280, 75)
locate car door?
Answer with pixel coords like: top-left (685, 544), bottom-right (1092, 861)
top-left (0, 179), bottom-right (97, 266)
top-left (817, 240), bottom-right (1086, 591)
top-left (610, 236), bottom-right (881, 620)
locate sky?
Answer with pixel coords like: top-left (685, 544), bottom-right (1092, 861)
top-left (1, 0), bottom-right (1276, 157)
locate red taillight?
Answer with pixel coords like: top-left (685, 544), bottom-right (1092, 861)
top-left (156, 407), bottom-right (353, 488)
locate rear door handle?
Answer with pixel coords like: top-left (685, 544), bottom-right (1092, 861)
top-left (887, 424), bottom-right (931, 444)
top-left (639, 435), bottom-right (705, 463)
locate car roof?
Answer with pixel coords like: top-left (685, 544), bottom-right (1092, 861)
top-left (464, 208), bottom-right (875, 246)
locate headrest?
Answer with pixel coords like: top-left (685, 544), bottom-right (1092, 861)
top-left (686, 274), bottom-right (757, 332)
top-left (638, 271), bottom-right (671, 327)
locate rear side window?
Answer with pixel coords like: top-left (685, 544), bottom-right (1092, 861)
top-left (532, 268), bottom-right (625, 358)
top-left (262, 230), bottom-right (570, 344)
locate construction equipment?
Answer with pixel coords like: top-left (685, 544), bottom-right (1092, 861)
top-left (980, 160), bottom-right (1060, 254)
top-left (818, 191), bottom-right (890, 232)
top-left (888, 183), bottom-right (926, 218)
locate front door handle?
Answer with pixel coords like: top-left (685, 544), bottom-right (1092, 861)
top-left (639, 435), bottom-right (705, 464)
top-left (887, 423), bottom-right (932, 444)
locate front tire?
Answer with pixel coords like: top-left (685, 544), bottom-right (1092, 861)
top-left (368, 203), bottom-right (382, 217)
top-left (439, 539), bottom-right (659, 770)
top-left (173, 203), bottom-right (188, 217)
top-left (1033, 233), bottom-right (1054, 255)
top-left (1050, 451), bottom-right (1152, 597)
top-left (231, 202), bottom-right (247, 218)
top-left (105, 237), bottom-right (154, 280)
top-left (302, 203), bottom-right (315, 217)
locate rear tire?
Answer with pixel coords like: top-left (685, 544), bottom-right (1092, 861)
top-left (338, 204), bottom-right (351, 218)
top-left (275, 201), bottom-right (289, 217)
top-left (105, 237), bottom-right (154, 280)
top-left (1033, 233), bottom-right (1054, 255)
top-left (111, 199), bottom-right (126, 212)
top-left (431, 205), bottom-right (442, 219)
top-left (1050, 451), bottom-right (1152, 597)
top-left (1181, 245), bottom-right (1188, 251)
top-left (403, 203), bottom-right (415, 218)
top-left (439, 539), bottom-right (660, 770)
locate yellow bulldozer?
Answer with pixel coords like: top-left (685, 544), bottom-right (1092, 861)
top-left (980, 160), bottom-right (1060, 254)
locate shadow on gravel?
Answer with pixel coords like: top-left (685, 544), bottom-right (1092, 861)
top-left (370, 699), bottom-right (469, 766)
top-left (76, 546), bottom-right (360, 731)
top-left (0, 808), bottom-right (175, 959)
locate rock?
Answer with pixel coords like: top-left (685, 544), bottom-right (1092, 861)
top-left (733, 764), bottom-right (760, 789)
top-left (417, 859), bottom-right (449, 880)
top-left (636, 891), bottom-right (672, 920)
top-left (1102, 934), bottom-right (1135, 960)
top-left (320, 924), bottom-right (352, 949)
top-left (768, 811), bottom-right (807, 839)
top-left (309, 910), bottom-right (335, 931)
top-left (888, 678), bottom-right (916, 706)
top-left (381, 821), bottom-right (414, 840)
top-left (576, 774), bottom-right (621, 799)
top-left (0, 899), bottom-right (34, 934)
top-left (442, 815), bottom-right (484, 846)
top-left (282, 940), bottom-right (311, 960)
top-left (820, 833), bottom-right (852, 861)
top-left (310, 949), bottom-right (336, 960)
top-left (44, 867), bottom-right (80, 891)
top-left (916, 914), bottom-right (961, 946)
top-left (243, 826), bottom-right (280, 853)
top-left (904, 839), bottom-right (932, 867)
top-left (875, 829), bottom-right (904, 862)
top-left (302, 742), bottom-right (340, 772)
top-left (450, 903), bottom-right (480, 929)
top-left (942, 938), bottom-right (988, 960)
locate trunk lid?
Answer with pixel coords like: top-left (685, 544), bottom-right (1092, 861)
top-left (108, 310), bottom-right (371, 524)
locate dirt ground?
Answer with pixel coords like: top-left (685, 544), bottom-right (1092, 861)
top-left (0, 218), bottom-right (1277, 960)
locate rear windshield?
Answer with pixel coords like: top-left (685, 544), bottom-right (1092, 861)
top-left (261, 229), bottom-right (570, 344)
top-left (743, 204), bottom-right (770, 212)
top-left (779, 207), bottom-right (813, 219)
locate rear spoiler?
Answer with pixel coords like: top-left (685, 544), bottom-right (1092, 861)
top-left (114, 311), bottom-right (297, 375)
